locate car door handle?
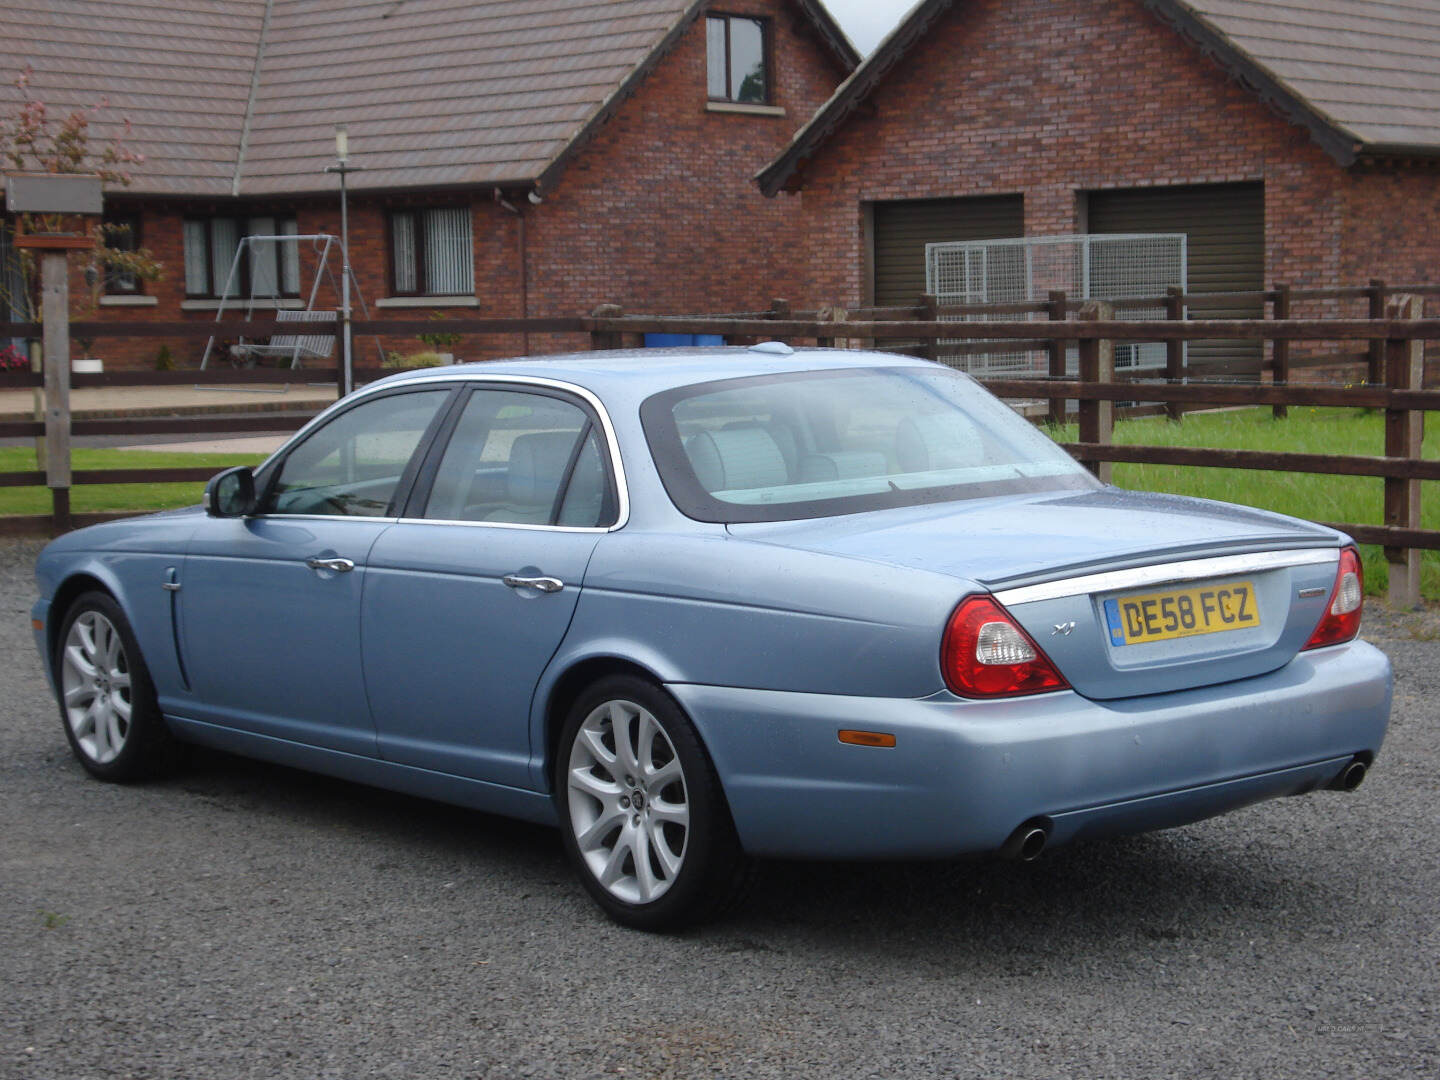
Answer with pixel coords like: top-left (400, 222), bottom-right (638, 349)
top-left (306, 557), bottom-right (356, 573)
top-left (502, 574), bottom-right (564, 594)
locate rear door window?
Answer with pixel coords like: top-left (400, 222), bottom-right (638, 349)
top-left (420, 388), bottom-right (615, 528)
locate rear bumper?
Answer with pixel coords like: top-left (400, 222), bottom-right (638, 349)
top-left (669, 639), bottom-right (1391, 859)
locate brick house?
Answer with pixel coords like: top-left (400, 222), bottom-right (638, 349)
top-left (756, 0), bottom-right (1440, 375)
top-left (0, 0), bottom-right (856, 368)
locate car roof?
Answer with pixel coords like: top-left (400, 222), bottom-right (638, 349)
top-left (373, 346), bottom-right (935, 404)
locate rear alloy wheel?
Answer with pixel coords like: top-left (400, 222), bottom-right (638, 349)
top-left (56, 592), bottom-right (178, 782)
top-left (556, 675), bottom-right (749, 930)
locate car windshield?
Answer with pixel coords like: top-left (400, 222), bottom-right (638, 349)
top-left (641, 365), bottom-right (1098, 523)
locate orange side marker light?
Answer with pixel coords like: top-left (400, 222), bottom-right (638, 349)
top-left (31, 619), bottom-right (44, 631)
top-left (838, 729), bottom-right (896, 748)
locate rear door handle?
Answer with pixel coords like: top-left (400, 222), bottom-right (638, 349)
top-left (502, 574), bottom-right (564, 594)
top-left (306, 557), bottom-right (356, 573)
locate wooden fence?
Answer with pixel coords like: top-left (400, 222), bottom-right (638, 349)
top-left (2, 290), bottom-right (1438, 605)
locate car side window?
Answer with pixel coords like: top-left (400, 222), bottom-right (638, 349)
top-left (422, 389), bottom-right (612, 527)
top-left (263, 390), bottom-right (450, 517)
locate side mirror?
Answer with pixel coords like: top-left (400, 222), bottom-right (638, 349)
top-left (204, 466), bottom-right (257, 518)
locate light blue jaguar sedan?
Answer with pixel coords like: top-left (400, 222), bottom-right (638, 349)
top-left (32, 348), bottom-right (1391, 929)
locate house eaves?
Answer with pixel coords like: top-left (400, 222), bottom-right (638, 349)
top-left (758, 0), bottom-right (1440, 196)
top-left (756, 0), bottom-right (957, 197)
top-left (1143, 0), bottom-right (1361, 167)
top-left (535, 0), bottom-right (860, 197)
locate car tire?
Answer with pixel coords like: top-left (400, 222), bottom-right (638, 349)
top-left (54, 591), bottom-right (180, 782)
top-left (555, 674), bottom-right (751, 930)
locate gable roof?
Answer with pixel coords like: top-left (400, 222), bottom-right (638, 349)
top-left (1150, 0), bottom-right (1440, 156)
top-left (758, 0), bottom-right (1440, 196)
top-left (0, 0), bottom-right (858, 200)
top-left (0, 0), bottom-right (271, 198)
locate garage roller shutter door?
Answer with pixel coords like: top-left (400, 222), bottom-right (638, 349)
top-left (872, 196), bottom-right (1024, 307)
top-left (1088, 183), bottom-right (1264, 377)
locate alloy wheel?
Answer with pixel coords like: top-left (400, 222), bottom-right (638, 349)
top-left (566, 699), bottom-right (690, 905)
top-left (60, 610), bottom-right (133, 766)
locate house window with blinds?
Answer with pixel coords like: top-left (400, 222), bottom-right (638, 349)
top-left (389, 208), bottom-right (475, 296)
top-left (182, 215), bottom-right (300, 299)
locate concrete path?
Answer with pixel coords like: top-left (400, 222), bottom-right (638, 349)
top-left (120, 434), bottom-right (294, 454)
top-left (0, 382), bottom-right (337, 423)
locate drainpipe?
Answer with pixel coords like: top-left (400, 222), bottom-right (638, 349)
top-left (493, 189), bottom-right (532, 354)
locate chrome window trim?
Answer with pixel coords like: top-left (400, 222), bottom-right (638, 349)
top-left (992, 548), bottom-right (1339, 607)
top-left (245, 513), bottom-right (398, 525)
top-left (253, 373), bottom-right (631, 532)
top-left (393, 516), bottom-right (611, 535)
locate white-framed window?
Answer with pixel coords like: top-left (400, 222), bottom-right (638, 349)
top-left (389, 207), bottom-right (475, 296)
top-left (706, 14), bottom-right (769, 104)
top-left (183, 214), bottom-right (300, 299)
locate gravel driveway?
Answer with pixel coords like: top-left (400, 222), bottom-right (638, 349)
top-left (1, 536), bottom-right (1435, 1079)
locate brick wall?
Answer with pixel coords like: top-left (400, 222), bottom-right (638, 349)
top-left (69, 0), bottom-right (846, 369)
top-left (777, 0), bottom-right (1438, 319)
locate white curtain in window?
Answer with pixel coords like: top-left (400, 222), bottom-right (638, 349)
top-left (183, 220), bottom-right (209, 295)
top-left (281, 218), bottom-right (300, 296)
top-left (248, 216), bottom-right (278, 296)
top-left (209, 218), bottom-right (241, 297)
top-left (423, 208), bottom-right (473, 295)
top-left (392, 212), bottom-right (417, 294)
top-left (706, 18), bottom-right (728, 99)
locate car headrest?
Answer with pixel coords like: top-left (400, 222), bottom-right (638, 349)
top-left (508, 431), bottom-right (580, 506)
top-left (798, 451), bottom-right (888, 483)
top-left (896, 413), bottom-right (985, 472)
top-left (685, 427), bottom-right (789, 492)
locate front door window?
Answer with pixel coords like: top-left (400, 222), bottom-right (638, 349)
top-left (265, 390), bottom-right (450, 517)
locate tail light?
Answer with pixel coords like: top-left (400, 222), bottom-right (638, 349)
top-left (1303, 546), bottom-right (1364, 650)
top-left (942, 595), bottom-right (1069, 698)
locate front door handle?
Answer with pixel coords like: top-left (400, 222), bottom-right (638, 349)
top-left (306, 556), bottom-right (356, 573)
top-left (502, 574), bottom-right (564, 594)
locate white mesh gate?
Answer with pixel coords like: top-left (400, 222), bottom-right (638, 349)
top-left (924, 233), bottom-right (1188, 376)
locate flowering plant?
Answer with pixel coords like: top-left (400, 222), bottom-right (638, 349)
top-left (0, 66), bottom-right (160, 314)
top-left (0, 344), bottom-right (29, 371)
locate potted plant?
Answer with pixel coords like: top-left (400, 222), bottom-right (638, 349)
top-left (417, 312), bottom-right (461, 364)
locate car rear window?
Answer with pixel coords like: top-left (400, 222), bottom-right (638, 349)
top-left (641, 366), bottom-right (1098, 523)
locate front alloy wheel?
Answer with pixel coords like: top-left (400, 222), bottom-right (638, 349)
top-left (61, 609), bottom-right (134, 765)
top-left (55, 591), bottom-right (178, 782)
top-left (556, 676), bottom-right (750, 930)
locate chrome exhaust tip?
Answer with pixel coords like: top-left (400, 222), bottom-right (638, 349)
top-left (1331, 759), bottom-right (1369, 792)
top-left (1001, 820), bottom-right (1050, 862)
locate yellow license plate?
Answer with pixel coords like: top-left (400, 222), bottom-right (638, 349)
top-left (1104, 581), bottom-right (1259, 646)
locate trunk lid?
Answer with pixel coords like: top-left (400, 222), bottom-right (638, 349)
top-left (728, 488), bottom-right (1345, 699)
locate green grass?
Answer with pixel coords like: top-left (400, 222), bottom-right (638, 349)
top-left (1045, 407), bottom-right (1439, 598)
top-left (0, 447), bottom-right (266, 516)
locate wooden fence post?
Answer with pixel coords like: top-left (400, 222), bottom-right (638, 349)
top-left (768, 298), bottom-right (790, 344)
top-left (1384, 294), bottom-right (1424, 609)
top-left (1047, 290), bottom-right (1067, 426)
top-left (1164, 286), bottom-right (1185, 422)
top-left (1077, 300), bottom-right (1114, 484)
top-left (816, 305), bottom-right (847, 349)
top-left (1368, 278), bottom-right (1387, 386)
top-left (590, 304), bottom-right (623, 351)
top-left (41, 250), bottom-right (72, 533)
top-left (1271, 283), bottom-right (1291, 420)
top-left (920, 293), bottom-right (940, 363)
